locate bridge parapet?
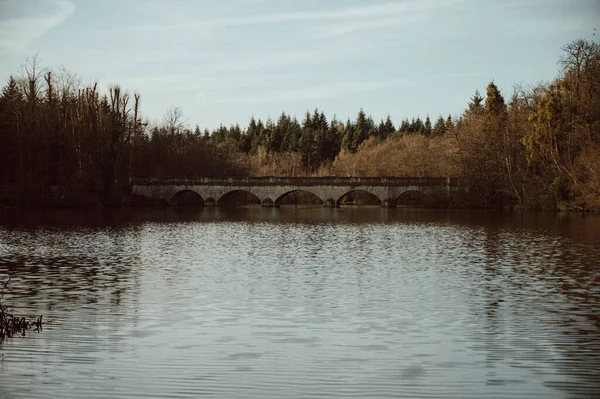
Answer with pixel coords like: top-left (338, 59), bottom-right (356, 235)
top-left (132, 176), bottom-right (458, 187)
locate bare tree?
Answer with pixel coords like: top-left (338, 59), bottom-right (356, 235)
top-left (163, 106), bottom-right (187, 135)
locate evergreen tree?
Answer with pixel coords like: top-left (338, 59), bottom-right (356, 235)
top-left (341, 118), bottom-right (355, 151)
top-left (408, 118), bottom-right (416, 134)
top-left (468, 89), bottom-right (485, 114)
top-left (432, 116), bottom-right (446, 136)
top-left (282, 117), bottom-right (301, 152)
top-left (352, 109), bottom-right (369, 151)
top-left (414, 117), bottom-right (424, 134)
top-left (376, 115), bottom-right (395, 140)
top-left (265, 113), bottom-right (285, 152)
top-left (445, 114), bottom-right (455, 132)
top-left (366, 115), bottom-right (376, 134)
top-left (299, 112), bottom-right (316, 170)
top-left (228, 123), bottom-right (242, 142)
top-left (313, 126), bottom-right (326, 166)
top-left (246, 116), bottom-right (258, 152)
top-left (213, 124), bottom-right (228, 142)
top-left (485, 82), bottom-right (507, 116)
top-left (0, 76), bottom-right (23, 185)
top-left (317, 110), bottom-right (328, 131)
top-left (256, 119), bottom-right (266, 148)
top-left (382, 115), bottom-right (395, 139)
top-left (324, 116), bottom-right (342, 161)
top-left (377, 120), bottom-right (385, 139)
top-left (399, 118), bottom-right (410, 133)
top-left (263, 118), bottom-right (275, 150)
top-left (0, 76), bottom-right (22, 104)
top-left (424, 116), bottom-right (432, 136)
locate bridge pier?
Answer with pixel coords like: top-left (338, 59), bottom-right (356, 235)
top-left (382, 198), bottom-right (396, 208)
top-left (324, 198), bottom-right (338, 208)
top-left (261, 198), bottom-right (276, 207)
top-left (204, 198), bottom-right (217, 207)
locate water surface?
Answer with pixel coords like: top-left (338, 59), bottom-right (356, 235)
top-left (0, 208), bottom-right (599, 398)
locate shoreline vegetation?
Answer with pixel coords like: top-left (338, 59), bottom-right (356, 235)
top-left (1, 277), bottom-right (43, 342)
top-left (0, 39), bottom-right (598, 211)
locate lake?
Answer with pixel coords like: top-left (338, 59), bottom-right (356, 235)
top-left (0, 207), bottom-right (599, 398)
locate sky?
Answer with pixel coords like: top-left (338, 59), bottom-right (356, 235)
top-left (0, 0), bottom-right (598, 129)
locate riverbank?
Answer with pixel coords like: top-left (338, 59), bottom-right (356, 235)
top-left (0, 186), bottom-right (164, 209)
top-left (0, 184), bottom-right (595, 212)
top-left (0, 192), bottom-right (470, 210)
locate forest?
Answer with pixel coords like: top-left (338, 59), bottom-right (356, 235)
top-left (0, 39), bottom-right (598, 210)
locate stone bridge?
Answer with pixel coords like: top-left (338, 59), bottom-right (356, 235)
top-left (131, 177), bottom-right (460, 208)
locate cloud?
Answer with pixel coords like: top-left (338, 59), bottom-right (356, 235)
top-left (206, 42), bottom-right (376, 73)
top-left (0, 0), bottom-right (75, 55)
top-left (94, 0), bottom-right (458, 80)
top-left (211, 78), bottom-right (414, 104)
top-left (127, 0), bottom-right (458, 35)
top-left (221, 0), bottom-right (455, 27)
top-left (326, 14), bottom-right (429, 36)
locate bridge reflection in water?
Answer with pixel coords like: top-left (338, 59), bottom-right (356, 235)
top-left (131, 177), bottom-right (461, 208)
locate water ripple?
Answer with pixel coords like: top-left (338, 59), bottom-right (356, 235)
top-left (0, 208), bottom-right (599, 398)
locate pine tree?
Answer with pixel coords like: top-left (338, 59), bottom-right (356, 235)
top-left (432, 116), bottom-right (446, 136)
top-left (228, 123), bottom-right (242, 142)
top-left (299, 112), bottom-right (316, 170)
top-left (324, 116), bottom-right (342, 161)
top-left (377, 120), bottom-right (385, 139)
top-left (266, 112), bottom-right (287, 152)
top-left (485, 82), bottom-right (507, 116)
top-left (263, 118), bottom-right (275, 151)
top-left (341, 118), bottom-right (355, 151)
top-left (424, 116), bottom-right (432, 136)
top-left (414, 117), bottom-right (424, 134)
top-left (399, 118), bottom-right (410, 133)
top-left (318, 110), bottom-right (328, 131)
top-left (0, 75), bottom-right (23, 186)
top-left (382, 115), bottom-right (395, 139)
top-left (246, 116), bottom-right (258, 150)
top-left (445, 114), bottom-right (454, 132)
top-left (352, 108), bottom-right (369, 151)
top-left (468, 89), bottom-right (485, 114)
top-left (366, 115), bottom-right (375, 133)
top-left (313, 127), bottom-right (326, 167)
top-left (256, 119), bottom-right (266, 148)
top-left (282, 117), bottom-right (301, 152)
top-left (408, 118), bottom-right (416, 134)
top-left (0, 75), bottom-right (22, 104)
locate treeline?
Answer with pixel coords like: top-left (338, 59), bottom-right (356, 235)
top-left (452, 38), bottom-right (600, 209)
top-left (142, 106), bottom-right (457, 180)
top-left (0, 39), bottom-right (599, 210)
top-left (0, 58), bottom-right (142, 205)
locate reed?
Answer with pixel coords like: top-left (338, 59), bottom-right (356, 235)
top-left (0, 277), bottom-right (43, 341)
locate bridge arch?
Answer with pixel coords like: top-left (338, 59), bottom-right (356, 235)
top-left (274, 189), bottom-right (325, 206)
top-left (336, 189), bottom-right (383, 207)
top-left (217, 189), bottom-right (261, 206)
top-left (396, 189), bottom-right (431, 207)
top-left (168, 189), bottom-right (204, 206)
